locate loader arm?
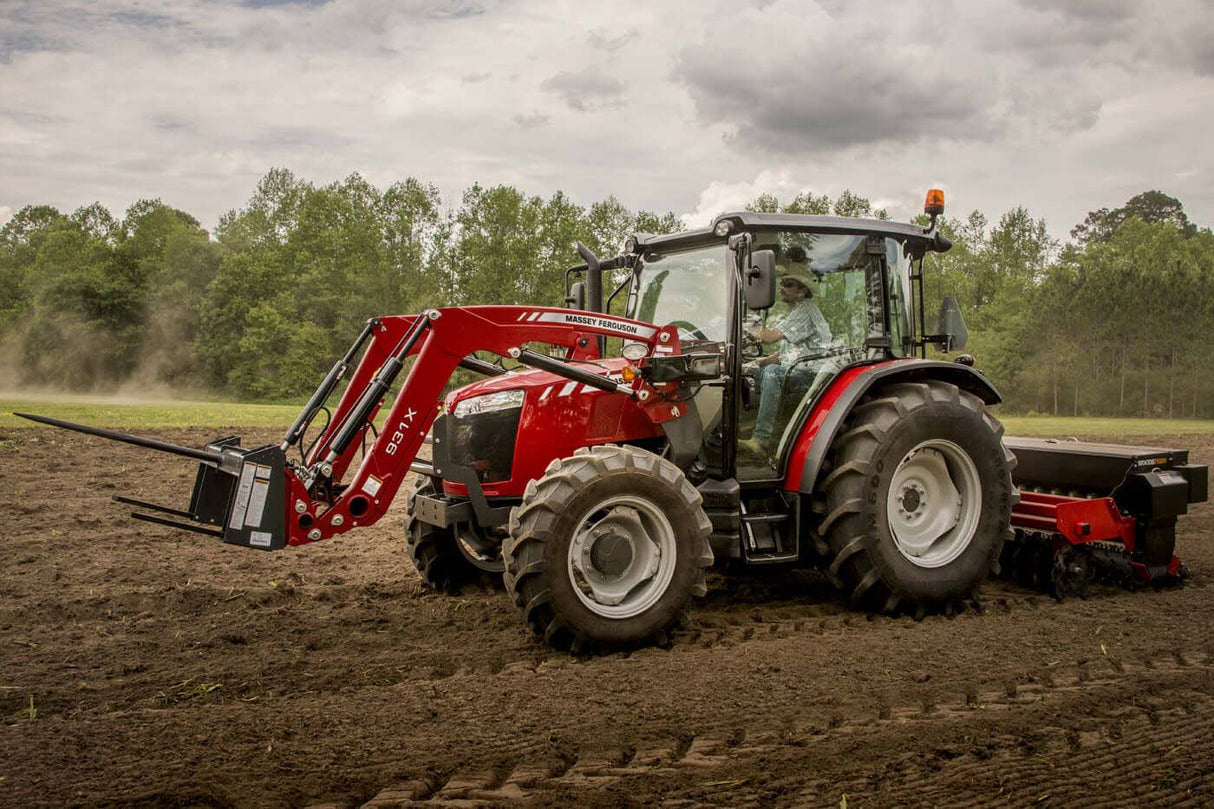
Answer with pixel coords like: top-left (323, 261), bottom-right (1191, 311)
top-left (287, 305), bottom-right (688, 545)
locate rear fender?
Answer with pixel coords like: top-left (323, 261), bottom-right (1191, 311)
top-left (782, 360), bottom-right (1001, 494)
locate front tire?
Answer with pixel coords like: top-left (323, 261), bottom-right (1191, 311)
top-left (818, 380), bottom-right (1016, 612)
top-left (503, 445), bottom-right (713, 651)
top-left (404, 476), bottom-right (504, 593)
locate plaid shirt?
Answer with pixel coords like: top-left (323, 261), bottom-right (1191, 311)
top-left (777, 300), bottom-right (831, 366)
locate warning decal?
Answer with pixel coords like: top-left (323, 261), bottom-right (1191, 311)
top-left (228, 463), bottom-right (258, 530)
top-left (244, 476), bottom-right (270, 528)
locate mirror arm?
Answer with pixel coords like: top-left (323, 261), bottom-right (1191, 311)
top-left (913, 334), bottom-right (955, 353)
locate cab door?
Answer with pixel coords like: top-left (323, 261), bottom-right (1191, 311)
top-left (735, 231), bottom-right (895, 481)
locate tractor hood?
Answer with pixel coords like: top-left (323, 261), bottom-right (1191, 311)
top-left (441, 357), bottom-right (662, 498)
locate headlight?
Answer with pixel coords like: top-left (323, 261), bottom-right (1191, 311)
top-left (621, 342), bottom-right (648, 361)
top-left (452, 389), bottom-right (525, 417)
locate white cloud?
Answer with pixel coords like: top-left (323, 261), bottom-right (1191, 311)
top-left (680, 170), bottom-right (804, 228)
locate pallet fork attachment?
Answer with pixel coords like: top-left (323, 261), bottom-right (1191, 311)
top-left (14, 306), bottom-right (691, 551)
top-left (13, 412), bottom-right (289, 549)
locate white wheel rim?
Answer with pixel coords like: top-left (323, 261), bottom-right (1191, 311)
top-left (566, 495), bottom-right (678, 619)
top-left (886, 439), bottom-right (982, 569)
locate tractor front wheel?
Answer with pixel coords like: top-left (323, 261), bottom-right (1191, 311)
top-left (404, 476), bottom-right (504, 593)
top-left (503, 445), bottom-right (713, 651)
top-left (819, 380), bottom-right (1016, 612)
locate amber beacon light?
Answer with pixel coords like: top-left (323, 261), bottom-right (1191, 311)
top-left (924, 189), bottom-right (945, 217)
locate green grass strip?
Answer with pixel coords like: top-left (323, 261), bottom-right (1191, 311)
top-left (4, 396), bottom-right (1214, 440)
top-left (999, 415), bottom-right (1214, 438)
top-left (0, 397), bottom-right (301, 430)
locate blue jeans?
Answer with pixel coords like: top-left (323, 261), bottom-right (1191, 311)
top-left (753, 363), bottom-right (815, 443)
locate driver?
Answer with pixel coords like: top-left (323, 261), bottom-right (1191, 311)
top-left (743, 260), bottom-right (831, 453)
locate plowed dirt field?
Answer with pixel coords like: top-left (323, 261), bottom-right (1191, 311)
top-left (2, 427), bottom-right (1212, 807)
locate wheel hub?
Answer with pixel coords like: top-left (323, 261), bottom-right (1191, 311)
top-left (568, 498), bottom-right (676, 618)
top-left (455, 525), bottom-right (505, 573)
top-left (886, 441), bottom-right (982, 569)
top-left (589, 531), bottom-right (634, 576)
top-left (898, 482), bottom-right (925, 517)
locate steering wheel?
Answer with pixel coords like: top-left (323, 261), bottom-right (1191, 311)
top-left (669, 320), bottom-right (710, 341)
top-left (741, 328), bottom-right (764, 360)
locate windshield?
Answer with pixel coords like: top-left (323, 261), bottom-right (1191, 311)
top-left (627, 243), bottom-right (730, 343)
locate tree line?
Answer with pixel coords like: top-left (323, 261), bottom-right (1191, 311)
top-left (919, 191), bottom-right (1212, 418)
top-left (1, 170), bottom-right (1209, 417)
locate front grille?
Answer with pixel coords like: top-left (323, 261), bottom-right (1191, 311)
top-left (447, 408), bottom-right (521, 483)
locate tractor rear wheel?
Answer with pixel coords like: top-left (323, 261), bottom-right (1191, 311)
top-left (503, 445), bottom-right (713, 651)
top-left (404, 476), bottom-right (504, 593)
top-left (818, 380), bottom-right (1016, 613)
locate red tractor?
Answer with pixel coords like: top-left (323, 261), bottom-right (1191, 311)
top-left (22, 191), bottom-right (1207, 650)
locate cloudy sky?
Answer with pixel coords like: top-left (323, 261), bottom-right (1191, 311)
top-left (2, 0), bottom-right (1212, 237)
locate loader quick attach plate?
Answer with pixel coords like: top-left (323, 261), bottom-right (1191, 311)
top-left (200, 444), bottom-right (289, 551)
top-left (190, 436), bottom-right (241, 525)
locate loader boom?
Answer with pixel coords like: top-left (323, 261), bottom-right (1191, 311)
top-left (285, 305), bottom-right (695, 545)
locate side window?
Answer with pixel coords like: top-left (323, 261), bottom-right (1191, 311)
top-left (885, 238), bottom-right (912, 357)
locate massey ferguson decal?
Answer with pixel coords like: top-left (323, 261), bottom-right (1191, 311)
top-left (515, 310), bottom-right (658, 340)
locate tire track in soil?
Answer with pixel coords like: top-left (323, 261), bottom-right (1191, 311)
top-left (672, 574), bottom-right (1207, 652)
top-left (337, 651), bottom-right (1212, 807)
top-left (708, 675), bottom-right (1214, 808)
top-left (858, 701), bottom-right (1214, 809)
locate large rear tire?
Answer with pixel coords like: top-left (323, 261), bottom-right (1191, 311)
top-left (404, 476), bottom-right (504, 593)
top-left (818, 380), bottom-right (1016, 612)
top-left (503, 445), bottom-right (713, 651)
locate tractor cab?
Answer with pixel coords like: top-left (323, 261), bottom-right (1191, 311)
top-left (614, 210), bottom-right (953, 482)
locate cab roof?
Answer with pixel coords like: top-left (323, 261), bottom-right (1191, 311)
top-left (633, 212), bottom-right (949, 254)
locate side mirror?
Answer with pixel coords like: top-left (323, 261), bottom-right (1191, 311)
top-left (745, 249), bottom-right (777, 311)
top-left (567, 280), bottom-right (586, 310)
top-left (935, 295), bottom-right (969, 351)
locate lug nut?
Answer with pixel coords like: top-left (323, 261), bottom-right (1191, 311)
top-left (294, 500), bottom-right (307, 514)
top-left (307, 529), bottom-right (322, 541)
top-left (331, 514), bottom-right (344, 527)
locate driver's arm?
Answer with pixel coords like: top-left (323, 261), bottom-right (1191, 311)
top-left (747, 324), bottom-right (784, 344)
